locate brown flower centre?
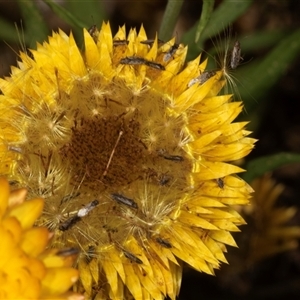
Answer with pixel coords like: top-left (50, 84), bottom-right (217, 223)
top-left (60, 116), bottom-right (147, 189)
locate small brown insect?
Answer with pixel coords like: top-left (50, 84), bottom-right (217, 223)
top-left (120, 56), bottom-right (147, 66)
top-left (77, 200), bottom-right (99, 217)
top-left (163, 154), bottom-right (184, 162)
top-left (144, 60), bottom-right (165, 70)
top-left (85, 245), bottom-right (96, 264)
top-left (188, 71), bottom-right (216, 87)
top-left (120, 56), bottom-right (165, 70)
top-left (156, 237), bottom-right (172, 248)
top-left (59, 199), bottom-right (99, 231)
top-left (216, 178), bottom-right (224, 189)
top-left (140, 38), bottom-right (164, 46)
top-left (56, 248), bottom-right (79, 257)
top-left (113, 39), bottom-right (129, 46)
top-left (123, 250), bottom-right (143, 264)
top-left (8, 146), bottom-right (22, 153)
top-left (230, 40), bottom-right (241, 69)
top-left (157, 149), bottom-right (184, 162)
top-left (158, 173), bottom-right (172, 186)
top-left (59, 215), bottom-right (81, 231)
top-left (111, 193), bottom-right (138, 209)
top-left (163, 43), bottom-right (180, 62)
top-left (88, 25), bottom-right (99, 43)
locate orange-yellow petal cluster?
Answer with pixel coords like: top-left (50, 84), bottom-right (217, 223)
top-left (0, 177), bottom-right (82, 299)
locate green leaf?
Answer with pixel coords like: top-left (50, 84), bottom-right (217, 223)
top-left (242, 153), bottom-right (300, 183)
top-left (17, 0), bottom-right (49, 48)
top-left (43, 0), bottom-right (88, 30)
top-left (207, 28), bottom-right (288, 58)
top-left (65, 0), bottom-right (106, 39)
top-left (200, 0), bottom-right (253, 42)
top-left (0, 17), bottom-right (24, 44)
top-left (238, 28), bottom-right (300, 114)
top-left (182, 0), bottom-right (253, 52)
top-left (159, 0), bottom-right (184, 41)
top-left (195, 0), bottom-right (215, 43)
top-left (200, 28), bottom-right (300, 126)
top-left (238, 29), bottom-right (288, 53)
top-left (65, 0), bottom-right (105, 25)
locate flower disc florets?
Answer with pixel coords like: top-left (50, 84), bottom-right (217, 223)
top-left (0, 22), bottom-right (256, 299)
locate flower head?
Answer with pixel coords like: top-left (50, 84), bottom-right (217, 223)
top-left (0, 22), bottom-right (255, 299)
top-left (217, 174), bottom-right (300, 293)
top-left (0, 177), bottom-right (81, 299)
top-left (246, 174), bottom-right (300, 263)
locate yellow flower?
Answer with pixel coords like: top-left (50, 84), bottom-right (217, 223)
top-left (0, 22), bottom-right (255, 299)
top-left (246, 174), bottom-right (300, 263)
top-left (217, 174), bottom-right (300, 288)
top-left (0, 177), bottom-right (82, 299)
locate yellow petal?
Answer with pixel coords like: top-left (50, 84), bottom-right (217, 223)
top-left (20, 227), bottom-right (49, 256)
top-left (8, 188), bottom-right (27, 206)
top-left (0, 177), bottom-right (9, 218)
top-left (41, 267), bottom-right (79, 296)
top-left (7, 198), bottom-right (44, 230)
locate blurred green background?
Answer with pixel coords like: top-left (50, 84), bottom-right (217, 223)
top-left (1, 0), bottom-right (300, 299)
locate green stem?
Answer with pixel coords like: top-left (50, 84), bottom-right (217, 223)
top-left (159, 0), bottom-right (184, 41)
top-left (242, 152), bottom-right (300, 183)
top-left (195, 0), bottom-right (215, 43)
top-left (43, 0), bottom-right (87, 29)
